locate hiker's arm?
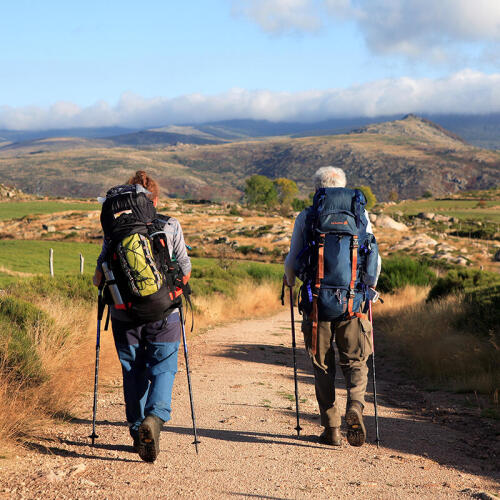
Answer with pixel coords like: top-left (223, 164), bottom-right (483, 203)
top-left (171, 220), bottom-right (192, 278)
top-left (93, 238), bottom-right (110, 287)
top-left (284, 210), bottom-right (307, 287)
top-left (364, 209), bottom-right (382, 287)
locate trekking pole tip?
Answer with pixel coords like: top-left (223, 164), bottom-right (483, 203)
top-left (193, 439), bottom-right (200, 454)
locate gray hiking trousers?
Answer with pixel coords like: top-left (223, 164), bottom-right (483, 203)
top-left (302, 314), bottom-right (373, 428)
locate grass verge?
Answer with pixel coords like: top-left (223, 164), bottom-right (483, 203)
top-left (376, 286), bottom-right (499, 395)
top-left (0, 258), bottom-right (283, 448)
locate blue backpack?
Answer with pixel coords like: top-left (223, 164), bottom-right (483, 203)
top-left (294, 188), bottom-right (379, 349)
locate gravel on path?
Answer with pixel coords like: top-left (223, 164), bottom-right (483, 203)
top-left (0, 311), bottom-right (498, 499)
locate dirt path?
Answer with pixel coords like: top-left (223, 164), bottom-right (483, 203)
top-left (1, 311), bottom-right (499, 499)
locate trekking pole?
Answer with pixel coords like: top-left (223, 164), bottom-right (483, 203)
top-left (90, 284), bottom-right (105, 446)
top-left (179, 303), bottom-right (200, 454)
top-left (289, 285), bottom-right (302, 437)
top-left (368, 300), bottom-right (381, 448)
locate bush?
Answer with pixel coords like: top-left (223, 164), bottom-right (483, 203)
top-left (427, 268), bottom-right (500, 301)
top-left (377, 256), bottom-right (436, 293)
top-left (427, 269), bottom-right (500, 340)
top-left (0, 297), bottom-right (51, 384)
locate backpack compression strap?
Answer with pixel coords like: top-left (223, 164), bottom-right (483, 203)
top-left (347, 235), bottom-right (359, 318)
top-left (311, 233), bottom-right (325, 356)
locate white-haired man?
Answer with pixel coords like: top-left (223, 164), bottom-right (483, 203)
top-left (284, 166), bottom-right (381, 447)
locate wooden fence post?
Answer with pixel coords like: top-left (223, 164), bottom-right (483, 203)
top-left (80, 253), bottom-right (84, 274)
top-left (49, 248), bottom-right (54, 277)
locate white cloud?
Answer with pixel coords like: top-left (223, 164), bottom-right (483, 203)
top-left (1, 71), bottom-right (500, 130)
top-left (232, 0), bottom-right (322, 34)
top-left (327, 0), bottom-right (500, 56)
top-left (235, 0), bottom-right (500, 58)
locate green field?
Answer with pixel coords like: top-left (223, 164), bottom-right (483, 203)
top-left (0, 240), bottom-right (283, 292)
top-left (0, 201), bottom-right (101, 220)
top-left (0, 240), bottom-right (102, 276)
top-left (383, 199), bottom-right (500, 222)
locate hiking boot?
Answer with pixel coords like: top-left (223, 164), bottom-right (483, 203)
top-left (138, 414), bottom-right (163, 462)
top-left (345, 401), bottom-right (366, 447)
top-left (130, 429), bottom-right (143, 454)
top-left (319, 427), bottom-right (342, 446)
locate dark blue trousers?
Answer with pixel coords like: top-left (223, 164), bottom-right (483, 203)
top-left (111, 311), bottom-right (180, 435)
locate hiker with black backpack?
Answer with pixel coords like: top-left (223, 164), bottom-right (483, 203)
top-left (284, 166), bottom-right (381, 447)
top-left (92, 170), bottom-right (192, 462)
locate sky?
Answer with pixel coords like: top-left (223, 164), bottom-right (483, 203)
top-left (1, 0), bottom-right (499, 130)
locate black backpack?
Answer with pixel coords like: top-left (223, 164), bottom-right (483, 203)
top-left (100, 184), bottom-right (187, 323)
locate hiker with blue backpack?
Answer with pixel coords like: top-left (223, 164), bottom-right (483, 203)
top-left (284, 166), bottom-right (381, 447)
top-left (92, 170), bottom-right (192, 462)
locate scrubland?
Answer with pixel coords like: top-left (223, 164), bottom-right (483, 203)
top-left (377, 286), bottom-right (499, 395)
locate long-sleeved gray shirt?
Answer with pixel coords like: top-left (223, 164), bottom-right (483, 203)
top-left (96, 215), bottom-right (191, 320)
top-left (284, 208), bottom-right (381, 287)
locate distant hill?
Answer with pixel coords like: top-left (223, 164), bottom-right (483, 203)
top-left (3, 113), bottom-right (500, 149)
top-left (0, 115), bottom-right (498, 201)
top-left (0, 126), bottom-right (139, 143)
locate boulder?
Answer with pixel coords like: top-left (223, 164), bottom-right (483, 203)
top-left (272, 236), bottom-right (290, 244)
top-left (369, 213), bottom-right (377, 223)
top-left (375, 215), bottom-right (408, 231)
top-left (417, 212), bottom-right (435, 220)
top-left (434, 214), bottom-right (451, 222)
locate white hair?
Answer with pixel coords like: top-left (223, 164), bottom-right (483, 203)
top-left (312, 166), bottom-right (347, 190)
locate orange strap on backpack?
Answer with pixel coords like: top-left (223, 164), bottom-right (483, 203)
top-left (347, 235), bottom-right (359, 318)
top-left (311, 233), bottom-right (325, 356)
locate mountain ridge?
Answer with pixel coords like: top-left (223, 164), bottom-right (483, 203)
top-left (0, 115), bottom-right (498, 201)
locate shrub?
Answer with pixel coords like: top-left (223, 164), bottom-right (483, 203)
top-left (377, 256), bottom-right (436, 293)
top-left (427, 268), bottom-right (500, 301)
top-left (388, 189), bottom-right (399, 202)
top-left (0, 297), bottom-right (50, 384)
top-left (422, 190), bottom-right (433, 199)
top-left (428, 269), bottom-right (500, 340)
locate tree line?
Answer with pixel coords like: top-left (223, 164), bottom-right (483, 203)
top-left (244, 174), bottom-right (376, 211)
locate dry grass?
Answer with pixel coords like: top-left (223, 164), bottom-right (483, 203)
top-left (0, 295), bottom-right (120, 450)
top-left (376, 286), bottom-right (499, 394)
top-left (0, 280), bottom-right (281, 450)
top-left (192, 280), bottom-right (281, 329)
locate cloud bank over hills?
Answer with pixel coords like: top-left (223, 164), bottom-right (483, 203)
top-left (1, 70), bottom-right (499, 131)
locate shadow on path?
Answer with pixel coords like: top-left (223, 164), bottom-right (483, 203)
top-left (24, 441), bottom-right (141, 463)
top-left (216, 343), bottom-right (500, 482)
top-left (162, 425), bottom-right (327, 450)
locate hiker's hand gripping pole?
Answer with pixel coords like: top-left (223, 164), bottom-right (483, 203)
top-left (179, 302), bottom-right (200, 454)
top-left (90, 282), bottom-right (105, 446)
top-left (368, 300), bottom-right (381, 448)
top-left (289, 285), bottom-right (302, 437)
